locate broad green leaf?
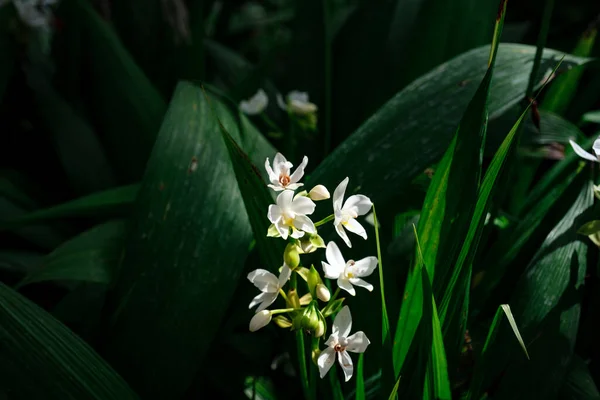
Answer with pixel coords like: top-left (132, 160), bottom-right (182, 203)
top-left (55, 0), bottom-right (167, 181)
top-left (309, 44), bottom-right (589, 210)
top-left (0, 184), bottom-right (139, 229)
top-left (103, 82), bottom-right (274, 398)
top-left (0, 282), bottom-right (138, 399)
top-left (558, 355), bottom-right (600, 400)
top-left (479, 178), bottom-right (592, 399)
top-left (17, 220), bottom-right (127, 288)
top-left (467, 304), bottom-right (528, 400)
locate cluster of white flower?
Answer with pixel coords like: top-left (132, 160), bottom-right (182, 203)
top-left (247, 152), bottom-right (376, 381)
top-left (240, 89), bottom-right (318, 131)
top-left (0, 0), bottom-right (58, 30)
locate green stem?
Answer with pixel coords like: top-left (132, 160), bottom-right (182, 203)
top-left (323, 0), bottom-right (332, 155)
top-left (279, 289), bottom-right (289, 303)
top-left (373, 206), bottom-right (390, 342)
top-left (296, 330), bottom-right (311, 400)
top-left (328, 287), bottom-right (341, 305)
top-left (525, 0), bottom-right (556, 98)
top-left (310, 336), bottom-right (319, 399)
top-left (314, 214), bottom-right (335, 227)
top-left (271, 308), bottom-right (297, 315)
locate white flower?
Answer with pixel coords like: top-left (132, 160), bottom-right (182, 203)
top-left (268, 190), bottom-right (316, 239)
top-left (248, 265), bottom-right (291, 312)
top-left (277, 91), bottom-right (318, 115)
top-left (317, 306), bottom-right (370, 381)
top-left (321, 241), bottom-right (377, 296)
top-left (308, 185), bottom-right (330, 201)
top-left (239, 89), bottom-right (268, 115)
top-left (265, 153), bottom-right (308, 191)
top-left (4, 0), bottom-right (58, 29)
top-left (569, 138), bottom-right (600, 162)
top-left (333, 177), bottom-right (372, 247)
top-left (249, 310), bottom-right (272, 332)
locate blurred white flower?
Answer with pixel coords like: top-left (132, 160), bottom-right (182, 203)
top-left (333, 177), bottom-right (372, 247)
top-left (277, 91), bottom-right (318, 115)
top-left (265, 153), bottom-right (308, 191)
top-left (249, 310), bottom-right (272, 332)
top-left (321, 241), bottom-right (377, 296)
top-left (268, 190), bottom-right (316, 239)
top-left (308, 185), bottom-right (330, 201)
top-left (248, 265), bottom-right (291, 312)
top-left (2, 0), bottom-right (58, 29)
top-left (239, 89), bottom-right (268, 115)
top-left (317, 306), bottom-right (370, 381)
top-left (569, 138), bottom-right (600, 162)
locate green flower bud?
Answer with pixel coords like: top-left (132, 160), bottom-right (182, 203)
top-left (298, 233), bottom-right (326, 254)
top-left (284, 243), bottom-right (301, 269)
top-left (273, 315), bottom-right (292, 329)
top-left (307, 265), bottom-right (320, 298)
top-left (292, 301), bottom-right (327, 337)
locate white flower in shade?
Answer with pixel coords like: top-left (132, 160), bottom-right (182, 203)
top-left (265, 153), bottom-right (308, 191)
top-left (268, 190), bottom-right (316, 239)
top-left (333, 177), bottom-right (373, 247)
top-left (317, 306), bottom-right (370, 381)
top-left (277, 91), bottom-right (318, 115)
top-left (248, 265), bottom-right (291, 312)
top-left (308, 185), bottom-right (330, 201)
top-left (249, 310), bottom-right (272, 332)
top-left (3, 0), bottom-right (58, 29)
top-left (239, 89), bottom-right (268, 115)
top-left (321, 241), bottom-right (377, 296)
top-left (569, 138), bottom-right (600, 162)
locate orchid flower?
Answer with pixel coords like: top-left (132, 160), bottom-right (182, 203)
top-left (277, 91), bottom-right (318, 115)
top-left (248, 265), bottom-right (291, 312)
top-left (1, 0), bottom-right (58, 29)
top-left (333, 177), bottom-right (372, 247)
top-left (569, 138), bottom-right (600, 162)
top-left (317, 306), bottom-right (370, 381)
top-left (321, 241), bottom-right (377, 296)
top-left (239, 89), bottom-right (268, 115)
top-left (265, 153), bottom-right (308, 191)
top-left (268, 190), bottom-right (316, 239)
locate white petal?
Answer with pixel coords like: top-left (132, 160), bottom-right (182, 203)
top-left (290, 226), bottom-right (305, 239)
top-left (289, 156), bottom-right (308, 184)
top-left (265, 158), bottom-right (279, 185)
top-left (286, 183), bottom-right (304, 190)
top-left (344, 219), bottom-right (367, 240)
top-left (288, 91), bottom-right (309, 103)
top-left (249, 310), bottom-right (272, 332)
top-left (317, 347), bottom-right (336, 378)
top-left (278, 265), bottom-right (291, 287)
top-left (276, 93), bottom-right (287, 110)
top-left (332, 305), bottom-right (352, 337)
top-left (325, 333), bottom-right (338, 348)
top-left (346, 331), bottom-right (370, 353)
top-left (239, 90), bottom-right (268, 115)
top-left (267, 205), bottom-right (282, 224)
top-left (273, 153), bottom-right (292, 174)
top-left (325, 241), bottom-right (346, 270)
top-left (333, 177), bottom-right (349, 212)
top-left (569, 140), bottom-right (598, 162)
top-left (338, 351), bottom-right (354, 382)
top-left (335, 222), bottom-right (352, 248)
top-left (337, 278), bottom-right (356, 296)
top-left (322, 261), bottom-right (343, 279)
top-left (268, 184), bottom-right (286, 191)
top-left (594, 138), bottom-right (600, 158)
top-left (349, 256), bottom-right (378, 278)
top-left (349, 278), bottom-right (373, 292)
top-left (276, 190), bottom-right (295, 208)
top-left (249, 291), bottom-right (278, 312)
top-left (276, 221), bottom-right (290, 240)
top-left (294, 215), bottom-right (316, 234)
top-left (343, 195), bottom-right (372, 216)
top-left (247, 269), bottom-right (279, 292)
top-left (290, 196), bottom-right (316, 216)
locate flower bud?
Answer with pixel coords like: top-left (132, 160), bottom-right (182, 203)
top-left (299, 292), bottom-right (312, 306)
top-left (311, 348), bottom-right (321, 365)
top-left (316, 284), bottom-right (330, 302)
top-left (307, 265), bottom-right (320, 299)
top-left (292, 301), bottom-right (327, 337)
top-left (286, 289), bottom-right (301, 309)
top-left (249, 310), bottom-right (271, 332)
top-left (267, 223), bottom-right (281, 237)
top-left (298, 234), bottom-right (326, 254)
top-left (284, 243), bottom-right (301, 269)
top-left (308, 185), bottom-right (330, 201)
top-left (273, 315), bottom-right (292, 329)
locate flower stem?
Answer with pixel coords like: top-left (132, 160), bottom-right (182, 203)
top-left (296, 330), bottom-right (311, 400)
top-left (314, 214), bottom-right (335, 227)
top-left (328, 287), bottom-right (341, 305)
top-left (279, 289), bottom-right (289, 303)
top-left (260, 113), bottom-right (284, 135)
top-left (309, 336), bottom-right (319, 399)
top-left (271, 308), bottom-right (297, 315)
top-left (373, 205), bottom-right (391, 343)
